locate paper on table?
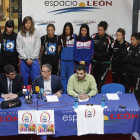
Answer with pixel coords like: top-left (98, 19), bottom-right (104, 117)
top-left (106, 93), bottom-right (120, 100)
top-left (46, 95), bottom-right (59, 102)
top-left (78, 98), bottom-right (89, 102)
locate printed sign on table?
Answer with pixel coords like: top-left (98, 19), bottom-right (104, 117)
top-left (18, 110), bottom-right (36, 134)
top-left (36, 110), bottom-right (55, 135)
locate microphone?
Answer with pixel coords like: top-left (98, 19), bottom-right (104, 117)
top-left (40, 88), bottom-right (44, 100)
top-left (35, 86), bottom-right (40, 99)
top-left (40, 88), bottom-right (44, 95)
top-left (31, 79), bottom-right (37, 87)
top-left (22, 86), bottom-right (27, 95)
top-left (27, 85), bottom-right (32, 98)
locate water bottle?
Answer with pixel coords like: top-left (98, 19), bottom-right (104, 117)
top-left (75, 98), bottom-right (78, 108)
top-left (101, 95), bottom-right (105, 108)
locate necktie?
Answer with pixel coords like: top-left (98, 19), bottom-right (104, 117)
top-left (8, 80), bottom-right (12, 94)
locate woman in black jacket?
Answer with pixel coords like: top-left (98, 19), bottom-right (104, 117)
top-left (91, 21), bottom-right (114, 93)
top-left (123, 33), bottom-right (140, 102)
top-left (111, 28), bottom-right (129, 85)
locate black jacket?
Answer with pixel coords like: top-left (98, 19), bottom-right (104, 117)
top-left (91, 33), bottom-right (114, 63)
top-left (111, 40), bottom-right (129, 70)
top-left (0, 73), bottom-right (23, 97)
top-left (123, 44), bottom-right (140, 75)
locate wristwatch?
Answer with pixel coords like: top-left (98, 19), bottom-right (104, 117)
top-left (59, 90), bottom-right (63, 93)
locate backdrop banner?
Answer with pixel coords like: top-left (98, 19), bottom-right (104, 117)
top-left (22, 0), bottom-right (133, 41)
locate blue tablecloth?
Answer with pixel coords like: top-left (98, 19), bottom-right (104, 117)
top-left (0, 93), bottom-right (140, 140)
top-left (0, 96), bottom-right (37, 136)
top-left (37, 94), bottom-right (140, 140)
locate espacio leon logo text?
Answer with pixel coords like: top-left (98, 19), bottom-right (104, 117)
top-left (44, 0), bottom-right (113, 15)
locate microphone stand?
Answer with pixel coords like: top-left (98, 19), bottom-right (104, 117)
top-left (25, 79), bottom-right (37, 104)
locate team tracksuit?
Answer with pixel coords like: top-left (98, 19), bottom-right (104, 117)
top-left (74, 36), bottom-right (94, 73)
top-left (16, 30), bottom-right (41, 86)
top-left (60, 34), bottom-right (76, 93)
top-left (123, 43), bottom-right (140, 102)
top-left (111, 40), bottom-right (129, 85)
top-left (91, 33), bottom-right (114, 93)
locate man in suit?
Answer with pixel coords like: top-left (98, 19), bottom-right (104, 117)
top-left (33, 63), bottom-right (64, 97)
top-left (0, 65), bottom-right (23, 100)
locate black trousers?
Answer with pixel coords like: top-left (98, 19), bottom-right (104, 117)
top-left (124, 73), bottom-right (140, 102)
top-left (92, 61), bottom-right (110, 93)
top-left (112, 68), bottom-right (124, 85)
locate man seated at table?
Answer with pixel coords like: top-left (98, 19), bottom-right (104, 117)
top-left (33, 63), bottom-right (64, 97)
top-left (0, 65), bottom-right (23, 100)
top-left (67, 64), bottom-right (98, 100)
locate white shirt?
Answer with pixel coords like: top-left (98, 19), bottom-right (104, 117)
top-left (44, 75), bottom-right (52, 94)
top-left (67, 36), bottom-right (70, 40)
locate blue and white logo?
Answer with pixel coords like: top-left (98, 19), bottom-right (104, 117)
top-left (47, 42), bottom-right (56, 55)
top-left (5, 40), bottom-right (15, 52)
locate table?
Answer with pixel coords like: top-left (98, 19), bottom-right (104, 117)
top-left (0, 94), bottom-right (140, 140)
top-left (0, 96), bottom-right (38, 136)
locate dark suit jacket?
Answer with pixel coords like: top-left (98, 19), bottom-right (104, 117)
top-left (0, 73), bottom-right (24, 97)
top-left (33, 74), bottom-right (64, 94)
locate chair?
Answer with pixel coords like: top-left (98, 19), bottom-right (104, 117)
top-left (101, 83), bottom-right (125, 94)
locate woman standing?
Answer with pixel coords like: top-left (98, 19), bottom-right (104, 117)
top-left (60, 22), bottom-right (76, 93)
top-left (91, 21), bottom-right (114, 93)
top-left (74, 24), bottom-right (94, 73)
top-left (17, 16), bottom-right (41, 86)
top-left (2, 20), bottom-right (19, 73)
top-left (123, 33), bottom-right (140, 102)
top-left (41, 24), bottom-right (61, 75)
top-left (111, 28), bottom-right (129, 85)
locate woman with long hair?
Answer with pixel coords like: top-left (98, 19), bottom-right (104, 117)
top-left (91, 21), bottom-right (114, 93)
top-left (111, 28), bottom-right (129, 85)
top-left (74, 24), bottom-right (94, 73)
top-left (16, 16), bottom-right (41, 86)
top-left (2, 20), bottom-right (19, 73)
top-left (41, 24), bottom-right (61, 75)
top-left (60, 22), bottom-right (76, 93)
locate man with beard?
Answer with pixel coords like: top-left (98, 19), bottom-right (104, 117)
top-left (67, 64), bottom-right (98, 100)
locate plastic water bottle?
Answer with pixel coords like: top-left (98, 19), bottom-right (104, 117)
top-left (75, 98), bottom-right (78, 108)
top-left (101, 95), bottom-right (105, 108)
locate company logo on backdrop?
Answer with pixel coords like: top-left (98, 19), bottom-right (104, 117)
top-left (31, 15), bottom-right (55, 25)
top-left (44, 0), bottom-right (112, 15)
top-left (40, 112), bottom-right (52, 123)
top-left (36, 21), bottom-right (56, 26)
top-left (22, 113), bottom-right (32, 123)
top-left (73, 20), bottom-right (96, 26)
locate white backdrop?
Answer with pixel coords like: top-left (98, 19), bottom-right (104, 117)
top-left (22, 0), bottom-right (133, 41)
top-left (138, 10), bottom-right (140, 32)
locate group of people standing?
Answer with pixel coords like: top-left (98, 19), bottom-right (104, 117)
top-left (0, 16), bottom-right (140, 103)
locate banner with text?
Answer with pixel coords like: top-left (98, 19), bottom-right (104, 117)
top-left (22, 0), bottom-right (133, 41)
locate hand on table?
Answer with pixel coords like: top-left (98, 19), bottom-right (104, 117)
top-left (2, 93), bottom-right (18, 100)
top-left (78, 93), bottom-right (89, 100)
top-left (54, 91), bottom-right (62, 97)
